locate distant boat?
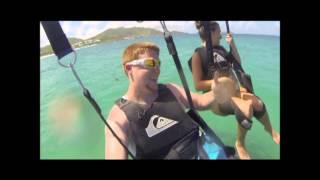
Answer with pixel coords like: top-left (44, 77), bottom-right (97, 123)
top-left (123, 37), bottom-right (133, 40)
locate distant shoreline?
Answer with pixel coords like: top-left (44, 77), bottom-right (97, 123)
top-left (40, 44), bottom-right (99, 59)
top-left (40, 33), bottom-right (279, 60)
top-left (40, 53), bottom-right (54, 59)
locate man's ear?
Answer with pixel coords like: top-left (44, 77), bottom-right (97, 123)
top-left (124, 64), bottom-right (131, 74)
top-left (124, 64), bottom-right (134, 81)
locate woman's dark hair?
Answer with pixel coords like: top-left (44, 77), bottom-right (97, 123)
top-left (195, 21), bottom-right (219, 41)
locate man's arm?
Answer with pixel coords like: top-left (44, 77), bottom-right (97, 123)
top-left (166, 83), bottom-right (216, 111)
top-left (105, 105), bottom-right (130, 159)
top-left (166, 72), bottom-right (236, 111)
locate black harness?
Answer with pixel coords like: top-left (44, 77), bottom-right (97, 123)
top-left (188, 46), bottom-right (254, 93)
top-left (115, 84), bottom-right (208, 159)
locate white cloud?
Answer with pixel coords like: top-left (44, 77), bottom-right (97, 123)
top-left (70, 21), bottom-right (107, 39)
top-left (275, 21), bottom-right (280, 33)
top-left (226, 21), bottom-right (255, 34)
top-left (224, 21), bottom-right (279, 36)
top-left (61, 21), bottom-right (71, 34)
top-left (81, 21), bottom-right (104, 27)
top-left (75, 26), bottom-right (84, 39)
top-left (81, 27), bottom-right (103, 39)
top-left (106, 21), bottom-right (143, 29)
top-left (40, 23), bottom-right (50, 47)
top-left (163, 21), bottom-right (196, 33)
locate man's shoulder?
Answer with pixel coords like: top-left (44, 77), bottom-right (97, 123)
top-left (163, 83), bottom-right (183, 97)
top-left (107, 103), bottom-right (128, 124)
top-left (162, 83), bottom-right (177, 91)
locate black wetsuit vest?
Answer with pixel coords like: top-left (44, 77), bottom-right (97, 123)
top-left (115, 84), bottom-right (203, 159)
top-left (188, 46), bottom-right (236, 80)
top-left (188, 46), bottom-right (254, 94)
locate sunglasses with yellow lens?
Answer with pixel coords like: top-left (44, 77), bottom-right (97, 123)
top-left (126, 58), bottom-right (161, 68)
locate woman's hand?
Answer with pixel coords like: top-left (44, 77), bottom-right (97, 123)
top-left (226, 33), bottom-right (241, 64)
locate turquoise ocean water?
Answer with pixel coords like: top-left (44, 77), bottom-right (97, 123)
top-left (40, 33), bottom-right (280, 159)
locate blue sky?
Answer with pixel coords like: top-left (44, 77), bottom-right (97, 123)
top-left (40, 21), bottom-right (280, 47)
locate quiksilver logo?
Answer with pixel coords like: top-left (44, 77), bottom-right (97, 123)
top-left (213, 52), bottom-right (225, 63)
top-left (145, 115), bottom-right (178, 137)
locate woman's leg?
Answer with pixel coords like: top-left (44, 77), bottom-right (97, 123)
top-left (211, 102), bottom-right (229, 116)
top-left (251, 97), bottom-right (280, 144)
top-left (231, 97), bottom-right (253, 119)
top-left (235, 123), bottom-right (251, 159)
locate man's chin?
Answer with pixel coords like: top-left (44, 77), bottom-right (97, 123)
top-left (146, 82), bottom-right (158, 92)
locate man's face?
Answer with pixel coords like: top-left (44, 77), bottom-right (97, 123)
top-left (127, 49), bottom-right (160, 93)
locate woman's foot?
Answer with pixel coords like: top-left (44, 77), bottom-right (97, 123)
top-left (235, 141), bottom-right (251, 160)
top-left (271, 129), bottom-right (280, 144)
